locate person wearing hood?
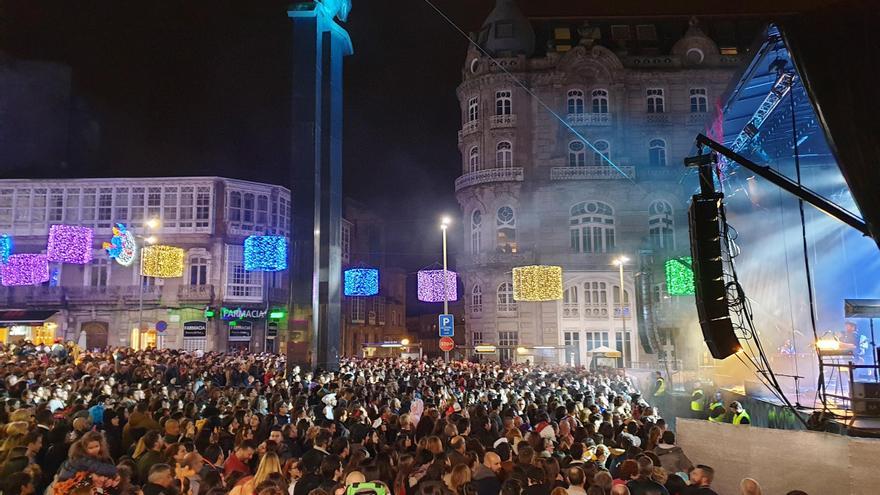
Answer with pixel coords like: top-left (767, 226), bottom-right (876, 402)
top-left (653, 431), bottom-right (693, 476)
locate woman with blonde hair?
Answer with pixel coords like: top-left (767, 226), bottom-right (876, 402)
top-left (740, 478), bottom-right (763, 495)
top-left (231, 452), bottom-right (284, 495)
top-left (445, 464), bottom-right (471, 495)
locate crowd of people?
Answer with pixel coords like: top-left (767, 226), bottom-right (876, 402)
top-left (0, 341), bottom-right (813, 495)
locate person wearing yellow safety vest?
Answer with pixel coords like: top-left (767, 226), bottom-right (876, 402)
top-left (730, 401), bottom-right (751, 425)
top-left (706, 391), bottom-right (724, 422)
top-left (690, 383), bottom-right (705, 414)
top-left (652, 371), bottom-right (666, 397)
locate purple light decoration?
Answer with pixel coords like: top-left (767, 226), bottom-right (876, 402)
top-left (47, 224), bottom-right (94, 264)
top-left (417, 269), bottom-right (458, 303)
top-left (1, 254), bottom-right (50, 286)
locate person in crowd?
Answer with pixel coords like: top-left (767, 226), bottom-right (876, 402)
top-left (565, 467), bottom-right (586, 495)
top-left (225, 440), bottom-right (258, 478)
top-left (625, 457), bottom-right (668, 495)
top-left (684, 465), bottom-right (718, 495)
top-left (730, 403), bottom-right (751, 426)
top-left (653, 432), bottom-right (692, 477)
top-left (740, 478), bottom-right (762, 495)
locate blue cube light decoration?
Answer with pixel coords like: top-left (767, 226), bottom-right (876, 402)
top-left (244, 235), bottom-right (288, 272)
top-left (0, 234), bottom-right (12, 263)
top-left (344, 268), bottom-right (379, 296)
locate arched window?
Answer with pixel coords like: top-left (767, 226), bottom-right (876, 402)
top-left (497, 282), bottom-right (517, 313)
top-left (647, 88), bottom-right (665, 113)
top-left (563, 286), bottom-right (579, 318)
top-left (570, 201), bottom-right (615, 253)
top-left (472, 284), bottom-right (483, 314)
top-left (649, 200), bottom-right (674, 250)
top-left (567, 89), bottom-right (585, 115)
top-left (613, 285), bottom-right (631, 318)
top-left (467, 96), bottom-right (479, 122)
top-left (496, 141), bottom-right (513, 168)
top-left (591, 89), bottom-right (609, 114)
top-left (583, 281), bottom-right (609, 318)
top-left (568, 140), bottom-right (586, 167)
top-left (592, 140), bottom-right (610, 166)
top-left (690, 88), bottom-right (708, 113)
top-left (496, 206), bottom-right (517, 253)
top-left (469, 146), bottom-right (480, 173)
top-left (471, 210), bottom-right (482, 254)
top-left (649, 139), bottom-right (667, 167)
top-left (495, 90), bottom-right (512, 115)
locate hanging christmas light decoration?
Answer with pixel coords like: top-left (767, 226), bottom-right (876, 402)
top-left (102, 223), bottom-right (137, 267)
top-left (243, 235), bottom-right (288, 272)
top-left (0, 234), bottom-right (12, 263)
top-left (47, 225), bottom-right (94, 264)
top-left (344, 268), bottom-right (379, 296)
top-left (417, 269), bottom-right (458, 302)
top-left (1, 254), bottom-right (50, 286)
top-left (665, 256), bottom-right (695, 296)
top-left (512, 265), bottom-right (563, 301)
top-left (141, 245), bottom-right (185, 278)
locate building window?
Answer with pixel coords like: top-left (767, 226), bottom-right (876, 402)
top-left (690, 88), bottom-right (708, 113)
top-left (497, 282), bottom-right (517, 313)
top-left (225, 245), bottom-right (262, 299)
top-left (613, 286), bottom-right (631, 318)
top-left (568, 141), bottom-right (586, 167)
top-left (495, 90), bottom-right (512, 115)
top-left (499, 331), bottom-right (518, 362)
top-left (471, 210), bottom-right (482, 254)
top-left (570, 201), bottom-right (615, 253)
top-left (649, 200), bottom-right (675, 250)
top-left (228, 191), bottom-right (242, 222)
top-left (616, 330), bottom-right (632, 367)
top-left (564, 331), bottom-right (581, 366)
top-left (585, 330), bottom-right (610, 350)
top-left (467, 96), bottom-right (479, 122)
top-left (649, 139), bottom-right (667, 167)
top-left (375, 296), bottom-right (386, 325)
top-left (351, 297), bottom-right (366, 324)
top-left (567, 89), bottom-right (585, 115)
top-left (496, 141), bottom-right (513, 168)
top-left (563, 286), bottom-right (579, 318)
top-left (256, 195), bottom-right (269, 226)
top-left (341, 220), bottom-right (352, 263)
top-left (469, 146), bottom-right (480, 173)
top-left (86, 257), bottom-right (110, 287)
top-left (496, 206), bottom-right (516, 253)
top-left (591, 89), bottom-right (609, 114)
top-left (592, 140), bottom-right (610, 166)
top-left (472, 284), bottom-right (483, 314)
top-left (188, 256), bottom-right (209, 285)
top-left (647, 88), bottom-right (665, 113)
top-left (472, 331), bottom-right (484, 345)
top-left (583, 282), bottom-right (609, 318)
top-left (242, 193), bottom-right (255, 225)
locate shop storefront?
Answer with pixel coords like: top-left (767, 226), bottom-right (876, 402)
top-left (182, 321), bottom-right (208, 352)
top-left (0, 310), bottom-right (58, 345)
top-left (227, 321), bottom-right (253, 352)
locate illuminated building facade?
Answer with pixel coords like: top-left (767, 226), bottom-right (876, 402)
top-left (0, 177), bottom-right (290, 352)
top-left (455, 1), bottom-right (755, 365)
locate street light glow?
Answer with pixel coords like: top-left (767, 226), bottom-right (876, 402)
top-left (613, 256), bottom-right (630, 266)
top-left (400, 338), bottom-right (410, 346)
top-left (441, 216), bottom-right (451, 230)
top-left (145, 236), bottom-right (158, 245)
top-left (146, 218), bottom-right (161, 229)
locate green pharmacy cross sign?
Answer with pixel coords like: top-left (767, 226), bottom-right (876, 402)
top-left (665, 256), bottom-right (695, 296)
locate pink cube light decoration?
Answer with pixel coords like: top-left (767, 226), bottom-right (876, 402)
top-left (417, 269), bottom-right (458, 303)
top-left (47, 224), bottom-right (94, 264)
top-left (1, 254), bottom-right (50, 286)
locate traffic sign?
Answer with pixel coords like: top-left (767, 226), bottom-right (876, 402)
top-left (155, 320), bottom-right (168, 332)
top-left (439, 314), bottom-right (454, 337)
top-left (439, 336), bottom-right (455, 352)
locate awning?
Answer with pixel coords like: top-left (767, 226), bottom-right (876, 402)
top-left (0, 310), bottom-right (58, 325)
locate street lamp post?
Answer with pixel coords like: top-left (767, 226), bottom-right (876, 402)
top-left (136, 219), bottom-right (160, 347)
top-left (441, 216), bottom-right (451, 362)
top-left (613, 256), bottom-right (630, 368)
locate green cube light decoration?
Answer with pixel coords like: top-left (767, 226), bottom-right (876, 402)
top-left (665, 256), bottom-right (695, 296)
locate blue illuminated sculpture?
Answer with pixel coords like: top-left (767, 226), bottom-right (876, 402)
top-left (318, 0), bottom-right (351, 22)
top-left (0, 234), bottom-right (12, 264)
top-left (344, 268), bottom-right (379, 296)
top-left (244, 235), bottom-right (288, 272)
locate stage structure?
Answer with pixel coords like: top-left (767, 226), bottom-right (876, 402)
top-left (288, 0), bottom-right (353, 370)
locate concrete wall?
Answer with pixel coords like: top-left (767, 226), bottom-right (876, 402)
top-left (676, 418), bottom-right (880, 495)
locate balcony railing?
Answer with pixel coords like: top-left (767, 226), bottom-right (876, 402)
top-left (646, 113), bottom-right (670, 124)
top-left (122, 285), bottom-right (162, 302)
top-left (550, 166), bottom-right (635, 180)
top-left (457, 120), bottom-right (480, 143)
top-left (178, 284), bottom-right (214, 302)
top-left (66, 286), bottom-right (123, 303)
top-left (566, 112), bottom-right (612, 126)
top-left (687, 112), bottom-right (710, 126)
top-left (455, 167), bottom-right (523, 191)
top-left (489, 114), bottom-right (517, 129)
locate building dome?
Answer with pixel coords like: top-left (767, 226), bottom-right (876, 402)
top-left (476, 0), bottom-right (535, 57)
top-left (671, 17), bottom-right (719, 66)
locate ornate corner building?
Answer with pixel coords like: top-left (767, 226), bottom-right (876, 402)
top-left (454, 1), bottom-right (758, 366)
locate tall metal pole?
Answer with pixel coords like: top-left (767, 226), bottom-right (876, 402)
top-left (442, 222), bottom-right (449, 362)
top-left (618, 261), bottom-right (627, 368)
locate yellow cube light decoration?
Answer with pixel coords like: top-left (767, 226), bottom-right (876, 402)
top-left (140, 245), bottom-right (185, 278)
top-left (512, 265), bottom-right (564, 301)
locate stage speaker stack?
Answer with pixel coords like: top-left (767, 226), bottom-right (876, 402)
top-left (689, 195), bottom-right (740, 359)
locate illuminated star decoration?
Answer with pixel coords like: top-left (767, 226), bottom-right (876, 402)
top-left (417, 269), bottom-right (458, 303)
top-left (140, 245), bottom-right (185, 278)
top-left (243, 235), bottom-right (288, 272)
top-left (1, 254), bottom-right (50, 286)
top-left (665, 256), bottom-right (695, 296)
top-left (47, 225), bottom-right (94, 264)
top-left (512, 265), bottom-right (564, 301)
top-left (344, 268), bottom-right (379, 296)
top-left (0, 234), bottom-right (12, 264)
top-left (103, 223), bottom-right (137, 267)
